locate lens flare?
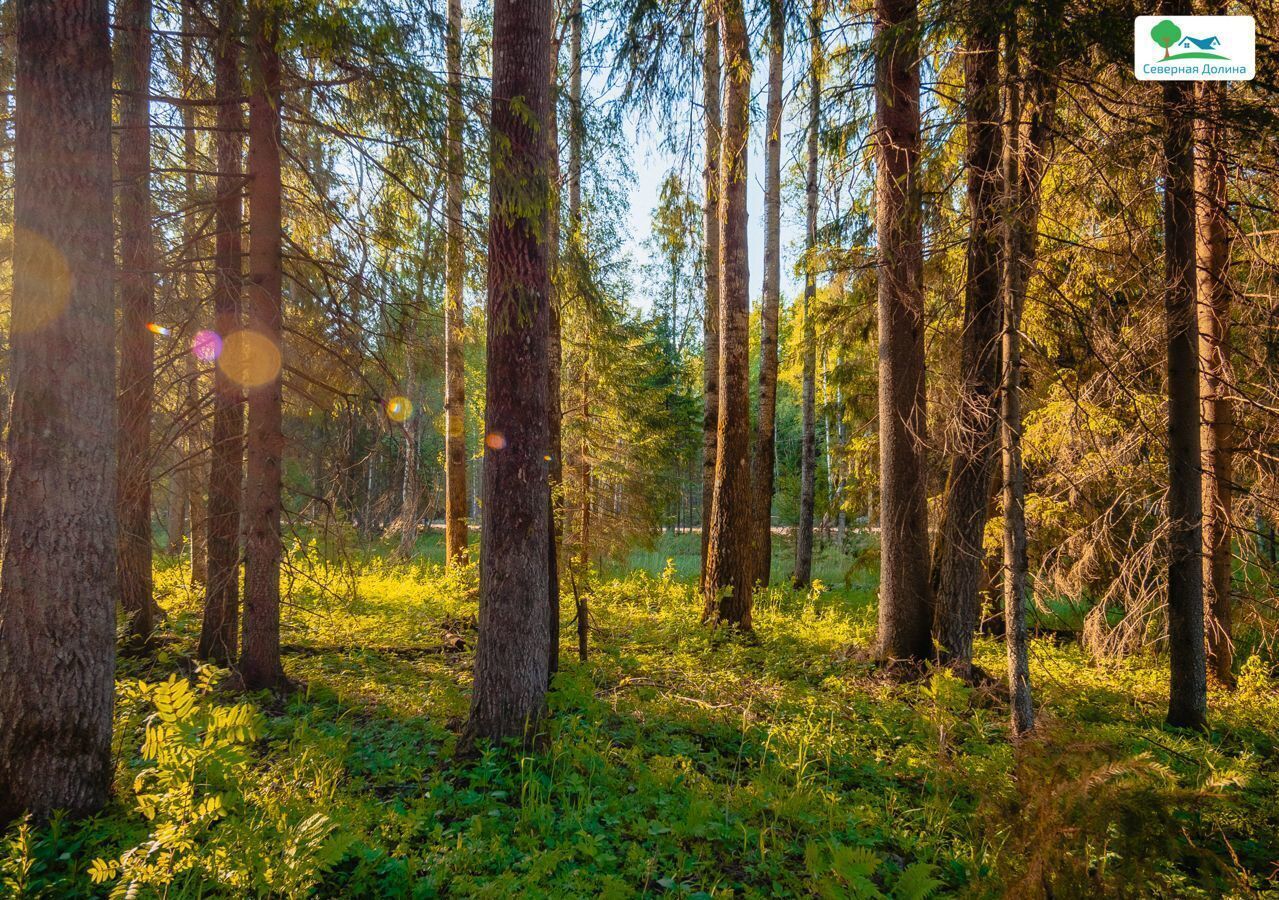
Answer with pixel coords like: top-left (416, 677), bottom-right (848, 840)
top-left (146, 322), bottom-right (171, 336)
top-left (192, 329), bottom-right (222, 362)
top-left (218, 329), bottom-right (281, 388)
top-left (485, 431), bottom-right (507, 451)
top-left (11, 226), bottom-right (72, 334)
top-left (386, 396), bottom-right (413, 422)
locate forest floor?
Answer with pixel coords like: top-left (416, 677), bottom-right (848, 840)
top-left (3, 534), bottom-right (1277, 898)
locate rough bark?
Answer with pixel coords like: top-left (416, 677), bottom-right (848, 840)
top-left (1162, 72), bottom-right (1208, 730)
top-left (874, 0), bottom-right (931, 662)
top-left (703, 0), bottom-right (752, 628)
top-left (751, 0), bottom-right (783, 587)
top-left (0, 0), bottom-right (117, 821)
top-left (1196, 79), bottom-right (1233, 686)
top-left (465, 0), bottom-right (554, 743)
top-left (794, 3), bottom-right (820, 589)
top-left (238, 1), bottom-right (288, 691)
top-left (116, 0), bottom-right (157, 644)
top-left (200, 0), bottom-right (245, 664)
top-left (444, 0), bottom-right (468, 567)
top-left (699, 0), bottom-right (721, 588)
top-left (932, 20), bottom-right (1002, 676)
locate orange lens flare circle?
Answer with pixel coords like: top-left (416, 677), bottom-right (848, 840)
top-left (386, 396), bottom-right (413, 422)
top-left (217, 329), bottom-right (281, 388)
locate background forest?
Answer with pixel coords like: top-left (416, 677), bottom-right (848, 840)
top-left (0, 0), bottom-right (1277, 896)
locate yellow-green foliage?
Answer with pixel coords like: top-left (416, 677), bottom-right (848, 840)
top-left (3, 540), bottom-right (1277, 897)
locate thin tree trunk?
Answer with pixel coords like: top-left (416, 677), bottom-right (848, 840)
top-left (239, 0), bottom-right (288, 691)
top-left (1162, 61), bottom-right (1207, 731)
top-left (546, 0), bottom-right (563, 680)
top-left (444, 0), bottom-right (468, 567)
top-left (0, 0), bottom-right (117, 821)
top-left (465, 0), bottom-right (554, 744)
top-left (703, 0), bottom-right (752, 628)
top-left (699, 0), bottom-right (721, 589)
top-left (567, 0), bottom-right (588, 659)
top-left (200, 0), bottom-right (244, 664)
top-left (116, 0), bottom-right (156, 645)
top-left (794, 1), bottom-right (820, 589)
top-left (181, 5), bottom-right (208, 587)
top-left (932, 19), bottom-right (1002, 677)
top-left (1197, 78), bottom-right (1233, 686)
top-left (751, 0), bottom-right (783, 587)
top-left (874, 0), bottom-right (931, 662)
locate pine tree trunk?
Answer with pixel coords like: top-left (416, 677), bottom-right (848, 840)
top-left (0, 0), bottom-right (117, 821)
top-left (200, 0), bottom-right (245, 664)
top-left (239, 1), bottom-right (288, 691)
top-left (116, 0), bottom-right (156, 645)
top-left (703, 0), bottom-right (752, 629)
top-left (1162, 72), bottom-right (1207, 730)
top-left (751, 0), bottom-right (783, 588)
top-left (465, 0), bottom-right (554, 744)
top-left (1196, 79), bottom-right (1233, 686)
top-left (932, 20), bottom-right (1002, 677)
top-left (699, 0), bottom-right (721, 589)
top-left (794, 3), bottom-right (819, 589)
top-left (874, 0), bottom-right (931, 662)
top-left (567, 0), bottom-right (589, 657)
top-left (444, 0), bottom-right (469, 567)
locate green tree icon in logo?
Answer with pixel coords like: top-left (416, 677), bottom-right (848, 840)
top-left (1151, 19), bottom-right (1182, 58)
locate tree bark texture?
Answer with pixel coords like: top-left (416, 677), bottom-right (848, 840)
top-left (703, 0), bottom-right (753, 629)
top-left (0, 0), bottom-right (118, 821)
top-left (465, 0), bottom-right (554, 743)
top-left (239, 1), bottom-right (288, 691)
top-left (874, 0), bottom-right (931, 662)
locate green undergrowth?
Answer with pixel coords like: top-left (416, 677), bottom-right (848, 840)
top-left (2, 541), bottom-right (1277, 898)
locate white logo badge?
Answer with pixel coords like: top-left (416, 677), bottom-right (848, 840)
top-left (1135, 16), bottom-right (1255, 80)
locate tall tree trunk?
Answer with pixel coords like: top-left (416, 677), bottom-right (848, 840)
top-left (1162, 66), bottom-right (1207, 731)
top-left (546, 0), bottom-right (563, 680)
top-left (932, 18), bottom-right (1002, 677)
top-left (239, 0), bottom-right (288, 691)
top-left (874, 0), bottom-right (931, 662)
top-left (794, 3), bottom-right (820, 589)
top-left (1197, 78), bottom-right (1233, 686)
top-left (703, 0), bottom-right (752, 628)
top-left (200, 0), bottom-right (245, 663)
top-left (444, 0), bottom-right (468, 567)
top-left (0, 0), bottom-right (117, 821)
top-left (465, 0), bottom-right (554, 743)
top-left (699, 0), bottom-right (721, 589)
top-left (116, 0), bottom-right (156, 645)
top-left (751, 0), bottom-right (783, 587)
top-left (181, 2), bottom-right (208, 587)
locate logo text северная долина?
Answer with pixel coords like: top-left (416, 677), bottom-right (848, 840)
top-left (1134, 15), bottom-right (1255, 80)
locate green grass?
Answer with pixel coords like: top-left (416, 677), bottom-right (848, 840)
top-left (3, 540), bottom-right (1277, 898)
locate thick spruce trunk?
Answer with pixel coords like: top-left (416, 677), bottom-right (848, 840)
top-left (238, 2), bottom-right (288, 691)
top-left (0, 0), bottom-right (118, 821)
top-left (1162, 72), bottom-right (1208, 730)
top-left (465, 0), bottom-right (554, 743)
top-left (874, 0), bottom-right (931, 662)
